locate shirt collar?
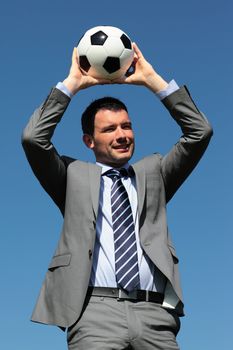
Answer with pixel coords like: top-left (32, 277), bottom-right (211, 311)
top-left (96, 162), bottom-right (130, 175)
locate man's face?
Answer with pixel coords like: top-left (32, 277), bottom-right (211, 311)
top-left (83, 109), bottom-right (135, 168)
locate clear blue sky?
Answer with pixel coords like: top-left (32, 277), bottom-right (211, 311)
top-left (1, 0), bottom-right (232, 349)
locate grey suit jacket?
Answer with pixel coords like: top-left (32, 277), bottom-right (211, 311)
top-left (22, 86), bottom-right (213, 328)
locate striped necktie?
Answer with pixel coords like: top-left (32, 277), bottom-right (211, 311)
top-left (105, 168), bottom-right (140, 292)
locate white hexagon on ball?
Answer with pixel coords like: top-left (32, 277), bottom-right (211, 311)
top-left (104, 37), bottom-right (124, 57)
top-left (87, 46), bottom-right (107, 66)
top-left (77, 35), bottom-right (91, 55)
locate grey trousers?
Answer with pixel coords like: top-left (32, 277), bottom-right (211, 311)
top-left (67, 295), bottom-right (180, 350)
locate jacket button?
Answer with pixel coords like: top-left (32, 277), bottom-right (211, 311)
top-left (88, 250), bottom-right (93, 258)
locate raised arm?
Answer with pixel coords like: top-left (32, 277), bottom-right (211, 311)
top-left (161, 86), bottom-right (213, 202)
top-left (22, 48), bottom-right (109, 213)
top-left (22, 88), bottom-right (72, 214)
top-left (114, 43), bottom-right (213, 201)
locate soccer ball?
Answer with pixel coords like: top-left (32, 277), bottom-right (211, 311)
top-left (77, 26), bottom-right (134, 80)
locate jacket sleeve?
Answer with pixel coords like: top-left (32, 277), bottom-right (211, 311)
top-left (21, 87), bottom-right (73, 214)
top-left (160, 86), bottom-right (213, 202)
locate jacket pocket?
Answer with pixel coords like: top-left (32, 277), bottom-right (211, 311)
top-left (48, 253), bottom-right (72, 270)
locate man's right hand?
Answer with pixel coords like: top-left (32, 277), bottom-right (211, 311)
top-left (62, 47), bottom-right (110, 95)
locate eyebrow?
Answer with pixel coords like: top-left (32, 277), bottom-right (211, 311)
top-left (101, 124), bottom-right (116, 131)
top-left (100, 121), bottom-right (132, 130)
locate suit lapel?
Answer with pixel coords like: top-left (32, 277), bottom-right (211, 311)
top-left (89, 163), bottom-right (102, 219)
top-left (132, 163), bottom-right (146, 221)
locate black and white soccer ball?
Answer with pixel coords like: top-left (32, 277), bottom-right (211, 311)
top-left (77, 26), bottom-right (134, 80)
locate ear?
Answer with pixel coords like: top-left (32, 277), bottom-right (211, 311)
top-left (83, 134), bottom-right (94, 149)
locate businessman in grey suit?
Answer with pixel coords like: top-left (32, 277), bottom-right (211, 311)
top-left (22, 43), bottom-right (213, 349)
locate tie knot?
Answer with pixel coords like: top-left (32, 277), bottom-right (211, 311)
top-left (104, 167), bottom-right (134, 180)
top-left (104, 168), bottom-right (127, 180)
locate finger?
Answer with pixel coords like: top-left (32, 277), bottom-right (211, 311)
top-left (96, 79), bottom-right (111, 85)
top-left (72, 48), bottom-right (81, 71)
top-left (80, 66), bottom-right (89, 76)
top-left (89, 76), bottom-right (111, 85)
top-left (111, 74), bottom-right (133, 85)
top-left (132, 42), bottom-right (144, 59)
top-left (72, 47), bottom-right (77, 63)
top-left (110, 77), bottom-right (126, 84)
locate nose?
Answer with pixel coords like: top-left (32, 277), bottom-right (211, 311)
top-left (115, 127), bottom-right (126, 140)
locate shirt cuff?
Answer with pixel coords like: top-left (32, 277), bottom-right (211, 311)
top-left (56, 82), bottom-right (73, 98)
top-left (156, 79), bottom-right (179, 100)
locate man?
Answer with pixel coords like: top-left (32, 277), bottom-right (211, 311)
top-left (22, 43), bottom-right (213, 349)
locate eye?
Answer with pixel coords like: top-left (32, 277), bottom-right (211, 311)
top-left (103, 126), bottom-right (115, 133)
top-left (122, 123), bottom-right (132, 130)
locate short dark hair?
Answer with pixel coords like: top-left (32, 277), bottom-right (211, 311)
top-left (81, 97), bottom-right (128, 136)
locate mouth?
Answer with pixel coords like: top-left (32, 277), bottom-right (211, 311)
top-left (113, 144), bottom-right (130, 151)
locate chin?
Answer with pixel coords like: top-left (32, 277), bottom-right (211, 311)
top-left (116, 155), bottom-right (132, 165)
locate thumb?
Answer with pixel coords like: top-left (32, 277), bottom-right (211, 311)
top-left (72, 47), bottom-right (78, 64)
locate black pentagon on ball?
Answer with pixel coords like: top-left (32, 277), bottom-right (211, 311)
top-left (79, 55), bottom-right (91, 72)
top-left (91, 31), bottom-right (108, 45)
top-left (120, 34), bottom-right (132, 49)
top-left (103, 57), bottom-right (121, 74)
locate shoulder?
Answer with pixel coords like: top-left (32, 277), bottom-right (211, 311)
top-left (62, 157), bottom-right (100, 173)
top-left (132, 153), bottom-right (162, 173)
top-left (61, 155), bottom-right (77, 167)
